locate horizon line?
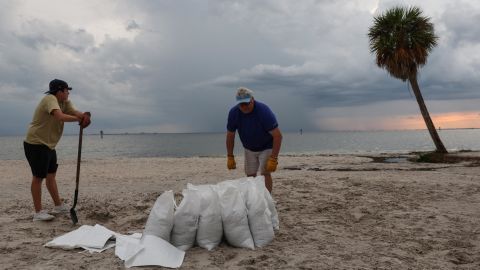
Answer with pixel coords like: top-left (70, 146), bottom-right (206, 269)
top-left (68, 127), bottom-right (480, 136)
top-left (2, 127), bottom-right (479, 137)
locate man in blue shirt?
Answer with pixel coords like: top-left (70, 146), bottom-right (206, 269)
top-left (226, 87), bottom-right (283, 193)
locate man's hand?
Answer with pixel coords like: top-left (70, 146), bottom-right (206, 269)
top-left (227, 155), bottom-right (236, 170)
top-left (80, 112), bottom-right (91, 128)
top-left (266, 156), bottom-right (278, 172)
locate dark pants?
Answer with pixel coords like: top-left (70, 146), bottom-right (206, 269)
top-left (24, 142), bottom-right (58, 179)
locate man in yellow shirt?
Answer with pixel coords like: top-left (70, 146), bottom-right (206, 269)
top-left (24, 79), bottom-right (91, 221)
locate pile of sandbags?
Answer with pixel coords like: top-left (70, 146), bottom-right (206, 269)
top-left (143, 176), bottom-right (279, 250)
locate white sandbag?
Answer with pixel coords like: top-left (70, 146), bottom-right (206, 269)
top-left (220, 177), bottom-right (250, 201)
top-left (253, 176), bottom-right (280, 230)
top-left (171, 189), bottom-right (200, 251)
top-left (264, 190), bottom-right (279, 230)
top-left (187, 184), bottom-right (223, 251)
top-left (216, 183), bottom-right (254, 249)
top-left (143, 190), bottom-right (175, 242)
top-left (245, 180), bottom-right (274, 247)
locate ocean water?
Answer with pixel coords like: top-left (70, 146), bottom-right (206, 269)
top-left (1, 129), bottom-right (479, 160)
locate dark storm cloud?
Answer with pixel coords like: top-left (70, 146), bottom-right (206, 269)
top-left (126, 20), bottom-right (140, 31)
top-left (205, 0), bottom-right (480, 109)
top-left (14, 20), bottom-right (94, 53)
top-left (439, 3), bottom-right (480, 44)
top-left (1, 0), bottom-right (480, 135)
top-left (207, 63), bottom-right (419, 108)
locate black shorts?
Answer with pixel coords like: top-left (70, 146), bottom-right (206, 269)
top-left (23, 141), bottom-right (58, 179)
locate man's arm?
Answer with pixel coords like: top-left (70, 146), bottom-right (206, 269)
top-left (226, 131), bottom-right (236, 156)
top-left (226, 131), bottom-right (237, 170)
top-left (52, 109), bottom-right (81, 123)
top-left (269, 127), bottom-right (282, 158)
top-left (73, 111), bottom-right (85, 119)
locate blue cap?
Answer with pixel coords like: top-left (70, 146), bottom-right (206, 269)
top-left (235, 87), bottom-right (253, 104)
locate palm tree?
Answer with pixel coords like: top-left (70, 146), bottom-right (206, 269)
top-left (368, 6), bottom-right (447, 153)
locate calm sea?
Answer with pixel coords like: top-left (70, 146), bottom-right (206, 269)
top-left (1, 129), bottom-right (479, 160)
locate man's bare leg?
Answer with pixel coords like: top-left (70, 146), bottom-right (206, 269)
top-left (46, 173), bottom-right (62, 206)
top-left (262, 173), bottom-right (272, 193)
top-left (31, 176), bottom-right (43, 212)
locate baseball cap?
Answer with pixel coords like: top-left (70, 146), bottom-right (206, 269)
top-left (235, 87), bottom-right (253, 104)
top-left (45, 79), bottom-right (72, 94)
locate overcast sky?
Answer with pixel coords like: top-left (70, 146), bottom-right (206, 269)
top-left (1, 0), bottom-right (479, 135)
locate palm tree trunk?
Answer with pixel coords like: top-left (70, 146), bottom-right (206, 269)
top-left (408, 75), bottom-right (448, 153)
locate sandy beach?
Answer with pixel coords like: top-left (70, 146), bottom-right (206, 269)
top-left (1, 153), bottom-right (479, 269)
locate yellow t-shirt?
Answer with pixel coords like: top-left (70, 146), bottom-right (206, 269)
top-left (25, 94), bottom-right (77, 149)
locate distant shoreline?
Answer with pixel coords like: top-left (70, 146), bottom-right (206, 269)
top-left (2, 130), bottom-right (479, 160)
top-left (72, 127), bottom-right (480, 136)
top-left (2, 127), bottom-right (479, 137)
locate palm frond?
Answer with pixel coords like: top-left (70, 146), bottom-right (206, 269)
top-left (367, 6), bottom-right (438, 81)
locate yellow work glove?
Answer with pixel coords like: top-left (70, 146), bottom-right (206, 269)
top-left (266, 156), bottom-right (278, 172)
top-left (227, 155), bottom-right (236, 170)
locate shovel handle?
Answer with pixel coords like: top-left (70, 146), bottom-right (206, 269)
top-left (71, 126), bottom-right (83, 225)
top-left (75, 126), bottom-right (83, 190)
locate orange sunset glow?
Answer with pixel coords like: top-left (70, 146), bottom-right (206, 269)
top-left (319, 111), bottom-right (480, 131)
top-left (396, 111), bottom-right (480, 130)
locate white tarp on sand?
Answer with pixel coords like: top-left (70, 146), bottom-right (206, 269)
top-left (44, 224), bottom-right (117, 252)
top-left (124, 235), bottom-right (185, 268)
top-left (45, 224), bottom-right (185, 268)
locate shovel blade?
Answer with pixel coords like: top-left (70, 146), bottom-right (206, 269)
top-left (70, 208), bottom-right (78, 225)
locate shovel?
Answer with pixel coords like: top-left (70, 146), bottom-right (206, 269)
top-left (70, 126), bottom-right (83, 225)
